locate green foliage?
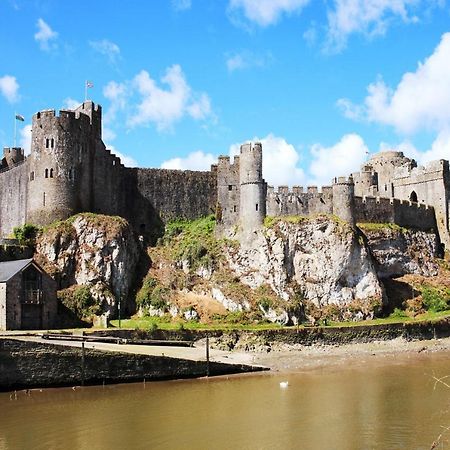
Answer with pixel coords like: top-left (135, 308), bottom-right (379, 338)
top-left (390, 308), bottom-right (408, 319)
top-left (264, 216), bottom-right (307, 228)
top-left (58, 285), bottom-right (101, 319)
top-left (163, 215), bottom-right (221, 272)
top-left (421, 286), bottom-right (450, 312)
top-left (12, 223), bottom-right (40, 245)
top-left (357, 222), bottom-right (406, 232)
top-left (136, 276), bottom-right (169, 311)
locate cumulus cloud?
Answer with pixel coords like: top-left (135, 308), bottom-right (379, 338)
top-left (127, 65), bottom-right (212, 131)
top-left (161, 150), bottom-right (217, 171)
top-left (229, 134), bottom-right (306, 187)
top-left (89, 39), bottom-right (121, 64)
top-left (103, 80), bottom-right (127, 124)
top-left (226, 50), bottom-right (272, 72)
top-left (0, 75), bottom-right (19, 103)
top-left (339, 32), bottom-right (450, 134)
top-left (326, 0), bottom-right (421, 51)
top-left (19, 124), bottom-right (32, 155)
top-left (228, 0), bottom-right (310, 27)
top-left (307, 134), bottom-right (369, 185)
top-left (34, 18), bottom-right (58, 51)
top-left (63, 97), bottom-right (81, 110)
top-left (172, 0), bottom-right (191, 11)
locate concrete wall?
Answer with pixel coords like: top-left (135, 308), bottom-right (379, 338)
top-left (0, 161), bottom-right (28, 236)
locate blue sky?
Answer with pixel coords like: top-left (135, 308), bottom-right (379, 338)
top-left (1, 0), bottom-right (450, 187)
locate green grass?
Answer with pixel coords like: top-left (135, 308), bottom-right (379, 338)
top-left (109, 316), bottom-right (283, 331)
top-left (357, 222), bottom-right (406, 232)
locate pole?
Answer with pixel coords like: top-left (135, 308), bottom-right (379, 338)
top-left (13, 112), bottom-right (16, 148)
top-left (81, 341), bottom-right (86, 386)
top-left (206, 334), bottom-right (210, 377)
top-left (118, 297), bottom-right (121, 328)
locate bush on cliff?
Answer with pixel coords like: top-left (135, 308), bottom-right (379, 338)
top-left (136, 276), bottom-right (169, 312)
top-left (421, 286), bottom-right (450, 312)
top-left (12, 223), bottom-right (41, 245)
top-left (57, 285), bottom-right (102, 320)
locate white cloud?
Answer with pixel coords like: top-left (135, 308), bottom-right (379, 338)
top-left (308, 134), bottom-right (369, 185)
top-left (326, 0), bottom-right (420, 51)
top-left (89, 39), bottom-right (121, 64)
top-left (103, 80), bottom-right (127, 123)
top-left (105, 144), bottom-right (137, 167)
top-left (228, 0), bottom-right (310, 27)
top-left (161, 150), bottom-right (217, 171)
top-left (229, 134), bottom-right (306, 187)
top-left (172, 0), bottom-right (191, 11)
top-left (0, 75), bottom-right (19, 103)
top-left (127, 65), bottom-right (212, 131)
top-left (19, 124), bottom-right (32, 155)
top-left (63, 97), bottom-right (81, 110)
top-left (34, 18), bottom-right (58, 51)
top-left (340, 32), bottom-right (450, 134)
top-left (381, 130), bottom-right (450, 166)
top-left (226, 50), bottom-right (272, 72)
top-left (102, 127), bottom-right (117, 142)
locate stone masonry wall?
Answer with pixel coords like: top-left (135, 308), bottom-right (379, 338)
top-left (266, 186), bottom-right (333, 217)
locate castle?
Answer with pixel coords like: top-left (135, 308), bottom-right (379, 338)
top-left (0, 101), bottom-right (448, 248)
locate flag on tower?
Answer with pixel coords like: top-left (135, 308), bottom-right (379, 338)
top-left (86, 81), bottom-right (94, 88)
top-left (15, 114), bottom-right (24, 121)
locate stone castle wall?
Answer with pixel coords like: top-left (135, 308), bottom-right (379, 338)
top-left (266, 186), bottom-right (333, 217)
top-left (0, 161), bottom-right (28, 236)
top-left (354, 196), bottom-right (436, 231)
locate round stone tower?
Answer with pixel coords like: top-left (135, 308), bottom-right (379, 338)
top-left (26, 103), bottom-right (97, 225)
top-left (332, 176), bottom-right (355, 226)
top-left (239, 142), bottom-right (266, 229)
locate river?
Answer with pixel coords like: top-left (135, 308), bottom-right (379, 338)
top-left (1, 351), bottom-right (450, 450)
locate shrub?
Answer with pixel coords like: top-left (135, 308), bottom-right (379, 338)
top-left (58, 285), bottom-right (101, 319)
top-left (422, 286), bottom-right (449, 312)
top-left (136, 276), bottom-right (169, 311)
top-left (390, 308), bottom-right (408, 319)
top-left (12, 223), bottom-right (40, 245)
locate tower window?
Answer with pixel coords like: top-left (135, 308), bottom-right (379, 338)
top-left (43, 192), bottom-right (46, 207)
top-left (30, 171), bottom-right (35, 181)
top-left (228, 185), bottom-right (233, 191)
top-left (45, 168), bottom-right (48, 178)
top-left (233, 205), bottom-right (237, 212)
top-left (256, 203), bottom-right (259, 211)
top-left (50, 168), bottom-right (54, 178)
top-left (45, 138), bottom-right (49, 148)
top-left (51, 138), bottom-right (55, 148)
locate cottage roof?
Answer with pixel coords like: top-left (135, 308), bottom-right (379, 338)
top-left (0, 258), bottom-right (34, 282)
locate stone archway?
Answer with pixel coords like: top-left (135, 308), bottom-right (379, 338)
top-left (409, 191), bottom-right (418, 203)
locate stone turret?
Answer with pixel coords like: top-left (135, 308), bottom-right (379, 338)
top-left (2, 147), bottom-right (24, 169)
top-left (26, 102), bottom-right (99, 225)
top-left (332, 176), bottom-right (355, 226)
top-left (239, 142), bottom-right (266, 229)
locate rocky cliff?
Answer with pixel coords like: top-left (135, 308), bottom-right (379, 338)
top-left (35, 213), bottom-right (141, 318)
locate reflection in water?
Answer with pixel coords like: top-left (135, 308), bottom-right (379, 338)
top-left (1, 352), bottom-right (450, 450)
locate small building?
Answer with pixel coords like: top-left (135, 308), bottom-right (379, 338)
top-left (0, 258), bottom-right (57, 330)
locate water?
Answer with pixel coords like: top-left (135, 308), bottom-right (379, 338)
top-left (1, 352), bottom-right (450, 450)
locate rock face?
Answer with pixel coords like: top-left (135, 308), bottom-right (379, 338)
top-left (35, 214), bottom-right (141, 316)
top-left (362, 227), bottom-right (439, 278)
top-left (227, 218), bottom-right (384, 319)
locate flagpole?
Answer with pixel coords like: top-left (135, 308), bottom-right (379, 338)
top-left (14, 111), bottom-right (17, 148)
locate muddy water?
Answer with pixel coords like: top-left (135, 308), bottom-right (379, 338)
top-left (1, 352), bottom-right (450, 450)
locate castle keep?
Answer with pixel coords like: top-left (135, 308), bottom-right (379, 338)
top-left (1, 102), bottom-right (448, 247)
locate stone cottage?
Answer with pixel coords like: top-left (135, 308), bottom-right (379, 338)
top-left (0, 258), bottom-right (57, 330)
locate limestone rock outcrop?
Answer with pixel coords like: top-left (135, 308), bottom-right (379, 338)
top-left (362, 226), bottom-right (439, 278)
top-left (35, 214), bottom-right (141, 316)
top-left (226, 218), bottom-right (384, 320)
